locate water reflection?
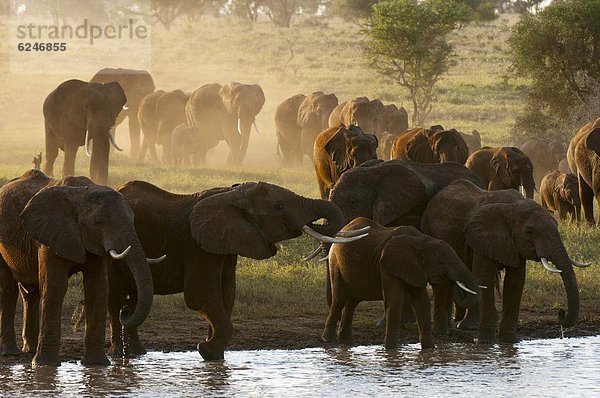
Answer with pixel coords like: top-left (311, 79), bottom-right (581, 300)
top-left (0, 337), bottom-right (599, 396)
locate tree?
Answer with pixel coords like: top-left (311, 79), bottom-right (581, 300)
top-left (508, 0), bottom-right (600, 139)
top-left (330, 0), bottom-right (380, 22)
top-left (364, 0), bottom-right (471, 125)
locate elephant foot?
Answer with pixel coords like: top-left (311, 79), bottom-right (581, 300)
top-left (32, 353), bottom-right (61, 367)
top-left (21, 344), bottom-right (36, 355)
top-left (81, 353), bottom-right (111, 367)
top-left (197, 342), bottom-right (225, 361)
top-left (321, 329), bottom-right (336, 343)
top-left (337, 333), bottom-right (354, 346)
top-left (474, 333), bottom-right (496, 345)
top-left (498, 333), bottom-right (519, 344)
top-left (1, 345), bottom-right (20, 356)
top-left (420, 340), bottom-right (435, 350)
top-left (384, 341), bottom-right (398, 350)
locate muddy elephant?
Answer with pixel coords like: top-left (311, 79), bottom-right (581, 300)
top-left (421, 179), bottom-right (588, 343)
top-left (171, 123), bottom-right (200, 166)
top-left (519, 138), bottom-right (566, 189)
top-left (540, 170), bottom-right (580, 222)
top-left (391, 128), bottom-right (469, 164)
top-left (329, 97), bottom-right (385, 137)
top-left (275, 92), bottom-right (339, 167)
top-left (460, 129), bottom-right (482, 155)
top-left (186, 82), bottom-right (265, 166)
top-left (323, 217), bottom-right (480, 349)
top-left (43, 79), bottom-right (127, 185)
top-left (90, 68), bottom-right (155, 159)
top-left (0, 170), bottom-right (156, 366)
top-left (466, 147), bottom-right (535, 199)
top-left (567, 118), bottom-right (600, 225)
top-left (107, 180), bottom-right (367, 360)
top-left (137, 89), bottom-right (190, 163)
top-left (313, 125), bottom-right (378, 199)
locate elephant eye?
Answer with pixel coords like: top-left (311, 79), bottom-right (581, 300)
top-left (93, 219), bottom-right (105, 225)
top-left (274, 201), bottom-right (284, 211)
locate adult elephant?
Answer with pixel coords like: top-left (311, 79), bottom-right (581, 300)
top-left (466, 146), bottom-right (535, 199)
top-left (313, 125), bottom-right (378, 199)
top-left (420, 179), bottom-right (588, 343)
top-left (275, 92), bottom-right (339, 167)
top-left (107, 180), bottom-right (367, 360)
top-left (379, 104), bottom-right (409, 135)
top-left (329, 97), bottom-right (385, 137)
top-left (377, 131), bottom-right (402, 160)
top-left (567, 118), bottom-right (600, 225)
top-left (519, 138), bottom-right (566, 189)
top-left (0, 170), bottom-right (157, 366)
top-left (90, 68), bottom-right (155, 159)
top-left (460, 129), bottom-right (482, 155)
top-left (137, 89), bottom-right (190, 163)
top-left (43, 79), bottom-right (127, 185)
top-left (391, 128), bottom-right (469, 164)
top-left (186, 82), bottom-right (265, 166)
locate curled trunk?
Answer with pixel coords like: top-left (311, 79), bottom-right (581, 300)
top-left (118, 241), bottom-right (154, 328)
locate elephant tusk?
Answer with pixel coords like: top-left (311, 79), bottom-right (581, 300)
top-left (302, 246), bottom-right (322, 261)
top-left (85, 130), bottom-right (92, 157)
top-left (123, 105), bottom-right (129, 111)
top-left (146, 255), bottom-right (167, 264)
top-left (109, 246), bottom-right (131, 260)
top-left (253, 121), bottom-right (260, 135)
top-left (479, 285), bottom-right (488, 289)
top-left (302, 225), bottom-right (368, 244)
top-left (456, 281), bottom-right (477, 295)
top-left (541, 257), bottom-right (562, 273)
top-left (570, 257), bottom-right (592, 268)
top-left (318, 256), bottom-right (329, 262)
top-left (336, 226), bottom-right (371, 237)
top-left (237, 118), bottom-right (242, 135)
top-left (108, 129), bottom-right (124, 151)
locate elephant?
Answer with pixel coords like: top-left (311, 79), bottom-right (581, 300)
top-left (567, 118), bottom-right (600, 225)
top-left (459, 129), bottom-right (482, 155)
top-left (329, 97), bottom-right (385, 137)
top-left (137, 89), bottom-right (190, 163)
top-left (0, 170), bottom-right (157, 366)
top-left (313, 125), bottom-right (378, 199)
top-left (540, 170), bottom-right (581, 222)
top-left (323, 217), bottom-right (480, 349)
top-left (519, 138), bottom-right (566, 189)
top-left (558, 157), bottom-right (571, 173)
top-left (377, 131), bottom-right (402, 160)
top-left (379, 104), bottom-right (409, 135)
top-left (106, 180), bottom-right (367, 360)
top-left (90, 68), bottom-right (155, 159)
top-left (391, 128), bottom-right (469, 164)
top-left (186, 82), bottom-right (265, 166)
top-left (171, 123), bottom-right (200, 166)
top-left (32, 152), bottom-right (42, 170)
top-left (43, 79), bottom-right (127, 185)
top-left (466, 146), bottom-right (535, 199)
top-left (275, 92), bottom-right (339, 167)
top-left (421, 179), bottom-right (588, 343)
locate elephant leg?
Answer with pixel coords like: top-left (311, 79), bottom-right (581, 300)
top-left (81, 260), bottom-right (110, 366)
top-left (33, 248), bottom-right (70, 367)
top-left (0, 257), bottom-right (19, 356)
top-left (432, 280), bottom-right (452, 335)
top-left (400, 292), bottom-right (415, 327)
top-left (337, 297), bottom-right (360, 344)
top-left (43, 126), bottom-right (59, 177)
top-left (408, 286), bottom-right (434, 349)
top-left (62, 142), bottom-right (78, 178)
top-left (322, 284), bottom-right (347, 343)
top-left (128, 110), bottom-right (141, 159)
top-left (226, 134), bottom-right (241, 167)
top-left (138, 136), bottom-right (149, 162)
top-left (578, 174), bottom-right (595, 225)
top-left (557, 201), bottom-right (568, 221)
top-left (20, 285), bottom-right (39, 354)
top-left (382, 275), bottom-right (404, 349)
top-left (498, 265), bottom-right (526, 343)
top-left (473, 253), bottom-right (499, 344)
top-left (216, 256), bottom-right (237, 341)
top-left (148, 141), bottom-right (160, 164)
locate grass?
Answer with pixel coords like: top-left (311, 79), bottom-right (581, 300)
top-left (0, 13), bottom-right (597, 333)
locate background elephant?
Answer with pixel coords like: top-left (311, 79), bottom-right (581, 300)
top-left (0, 170), bottom-right (155, 366)
top-left (466, 146), bottom-right (535, 199)
top-left (558, 157), bottom-right (571, 173)
top-left (519, 138), bottom-right (566, 189)
top-left (43, 79), bottom-right (127, 185)
top-left (107, 180), bottom-right (365, 360)
top-left (540, 170), bottom-right (580, 222)
top-left (567, 118), bottom-right (600, 225)
top-left (137, 89), bottom-right (190, 163)
top-left (186, 82), bottom-right (265, 166)
top-left (379, 104), bottom-right (409, 135)
top-left (328, 97), bottom-right (385, 137)
top-left (391, 128), bottom-right (469, 164)
top-left (377, 131), bottom-right (402, 160)
top-left (313, 125), bottom-right (378, 199)
top-left (90, 68), bottom-right (155, 159)
top-left (171, 123), bottom-right (200, 166)
top-left (420, 179), bottom-right (585, 343)
top-left (323, 217), bottom-right (479, 350)
top-left (459, 129), bottom-right (482, 155)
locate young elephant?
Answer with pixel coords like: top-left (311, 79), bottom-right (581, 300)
top-left (323, 217), bottom-right (480, 349)
top-left (171, 123), bottom-right (200, 166)
top-left (540, 170), bottom-right (581, 222)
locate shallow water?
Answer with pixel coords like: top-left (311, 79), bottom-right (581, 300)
top-left (1, 336), bottom-right (599, 397)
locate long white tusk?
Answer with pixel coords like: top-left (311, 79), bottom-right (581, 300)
top-left (456, 281), bottom-right (477, 295)
top-left (108, 129), bottom-right (123, 151)
top-left (146, 255), bottom-right (166, 264)
top-left (85, 130), bottom-right (92, 157)
top-left (541, 257), bottom-right (562, 273)
top-left (123, 105), bottom-right (129, 111)
top-left (570, 258), bottom-right (592, 268)
top-left (302, 246), bottom-right (321, 261)
top-left (318, 256), bottom-right (328, 262)
top-left (237, 119), bottom-right (242, 135)
top-left (336, 226), bottom-right (371, 237)
top-left (302, 225), bottom-right (368, 244)
top-left (253, 121), bottom-right (260, 135)
top-left (109, 246), bottom-right (131, 260)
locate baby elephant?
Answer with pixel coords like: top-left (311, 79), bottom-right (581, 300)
top-left (540, 170), bottom-right (581, 222)
top-left (324, 217), bottom-right (480, 350)
top-left (171, 123), bottom-right (200, 165)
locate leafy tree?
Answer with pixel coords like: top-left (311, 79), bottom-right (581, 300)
top-left (364, 0), bottom-right (471, 125)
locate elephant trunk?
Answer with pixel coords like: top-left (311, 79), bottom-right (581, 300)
top-left (118, 241), bottom-right (154, 328)
top-left (90, 133), bottom-right (110, 185)
top-left (521, 171), bottom-right (535, 199)
top-left (238, 117), bottom-right (253, 165)
top-left (545, 245), bottom-right (579, 327)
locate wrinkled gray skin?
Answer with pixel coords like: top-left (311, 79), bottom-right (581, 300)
top-left (171, 123), bottom-right (200, 166)
top-left (520, 138), bottom-right (566, 189)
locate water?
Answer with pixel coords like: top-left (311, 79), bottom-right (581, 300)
top-left (1, 336), bottom-right (599, 397)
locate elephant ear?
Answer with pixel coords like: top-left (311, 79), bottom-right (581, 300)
top-left (189, 184), bottom-right (274, 260)
top-left (379, 235), bottom-right (427, 287)
top-left (585, 127), bottom-right (600, 156)
top-left (103, 82), bottom-right (127, 112)
top-left (373, 165), bottom-right (427, 226)
top-left (324, 127), bottom-right (348, 174)
top-left (20, 186), bottom-right (86, 264)
top-left (490, 150), bottom-right (511, 187)
top-left (407, 132), bottom-right (434, 162)
top-left (464, 203), bottom-right (520, 268)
